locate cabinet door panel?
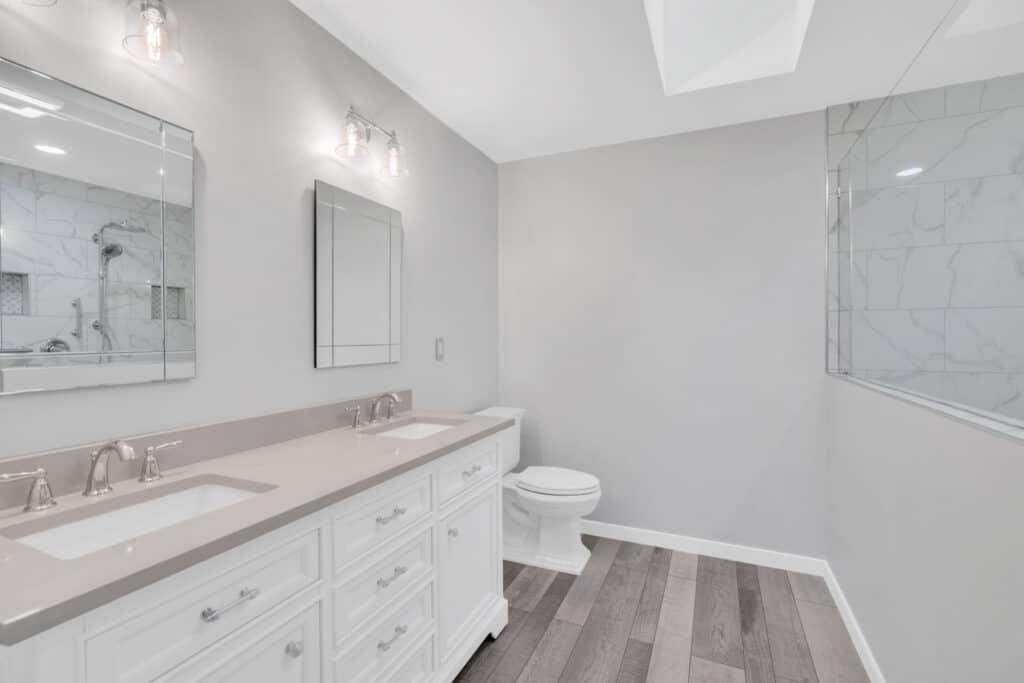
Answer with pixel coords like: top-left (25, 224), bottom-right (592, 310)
top-left (438, 486), bottom-right (499, 660)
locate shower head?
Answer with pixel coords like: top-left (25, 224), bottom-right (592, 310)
top-left (101, 243), bottom-right (124, 261)
top-left (101, 221), bottom-right (147, 234)
top-left (93, 220), bottom-right (147, 244)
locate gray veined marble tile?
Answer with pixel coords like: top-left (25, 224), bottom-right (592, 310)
top-left (946, 73), bottom-right (1024, 117)
top-left (865, 108), bottom-right (1024, 188)
top-left (31, 275), bottom-right (97, 317)
top-left (0, 183), bottom-right (36, 233)
top-left (948, 241), bottom-right (1024, 308)
top-left (0, 314), bottom-right (79, 350)
top-left (850, 309), bottom-right (945, 371)
top-left (864, 246), bottom-right (957, 310)
top-left (827, 100), bottom-right (885, 135)
top-left (850, 184), bottom-right (945, 250)
top-left (828, 133), bottom-right (860, 169)
top-left (0, 229), bottom-right (91, 277)
top-left (946, 308), bottom-right (1024, 372)
top-left (829, 252), bottom-right (867, 311)
top-left (945, 174), bottom-right (1024, 244)
top-left (867, 88), bottom-right (946, 129)
top-left (941, 372), bottom-right (1024, 421)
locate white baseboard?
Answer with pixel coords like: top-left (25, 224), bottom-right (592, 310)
top-left (821, 563), bottom-right (886, 683)
top-left (579, 519), bottom-right (885, 683)
top-left (579, 519), bottom-right (828, 575)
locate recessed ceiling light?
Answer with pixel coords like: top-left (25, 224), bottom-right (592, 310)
top-left (34, 144), bottom-right (66, 155)
top-left (897, 167), bottom-right (923, 177)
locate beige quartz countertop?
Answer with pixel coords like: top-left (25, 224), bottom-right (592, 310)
top-left (0, 411), bottom-right (512, 645)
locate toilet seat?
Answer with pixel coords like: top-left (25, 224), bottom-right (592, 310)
top-left (515, 466), bottom-right (600, 497)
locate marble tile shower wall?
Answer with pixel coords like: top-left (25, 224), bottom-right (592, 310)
top-left (827, 73), bottom-right (1024, 422)
top-left (0, 163), bottom-right (194, 356)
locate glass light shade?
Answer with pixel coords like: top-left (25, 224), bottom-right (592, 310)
top-left (122, 0), bottom-right (184, 65)
top-left (380, 137), bottom-right (409, 178)
top-left (335, 118), bottom-right (369, 159)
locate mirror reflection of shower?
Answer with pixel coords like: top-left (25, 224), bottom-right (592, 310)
top-left (92, 220), bottom-right (148, 358)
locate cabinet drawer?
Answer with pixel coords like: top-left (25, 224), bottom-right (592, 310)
top-left (156, 603), bottom-right (320, 683)
top-left (332, 475), bottom-right (431, 572)
top-left (86, 530), bottom-right (320, 683)
top-left (333, 527), bottom-right (433, 646)
top-left (438, 439), bottom-right (498, 505)
top-left (332, 582), bottom-right (434, 683)
top-left (380, 635), bottom-right (434, 683)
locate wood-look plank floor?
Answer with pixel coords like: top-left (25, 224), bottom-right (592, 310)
top-left (457, 536), bottom-right (870, 683)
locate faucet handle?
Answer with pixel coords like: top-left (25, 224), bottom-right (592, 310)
top-left (0, 468), bottom-right (57, 513)
top-left (346, 406), bottom-right (363, 429)
top-left (139, 440), bottom-right (182, 483)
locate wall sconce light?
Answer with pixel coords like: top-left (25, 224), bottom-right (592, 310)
top-left (336, 106), bottom-right (408, 178)
top-left (122, 0), bottom-right (184, 65)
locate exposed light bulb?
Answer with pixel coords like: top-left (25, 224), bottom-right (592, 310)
top-left (381, 137), bottom-right (408, 178)
top-left (123, 1), bottom-right (183, 65)
top-left (143, 7), bottom-right (167, 62)
top-left (336, 117), bottom-right (369, 159)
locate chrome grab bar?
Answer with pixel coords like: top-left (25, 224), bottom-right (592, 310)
top-left (200, 587), bottom-right (260, 623)
top-left (377, 625), bottom-right (408, 652)
top-left (377, 565), bottom-right (408, 590)
top-left (375, 506), bottom-right (407, 526)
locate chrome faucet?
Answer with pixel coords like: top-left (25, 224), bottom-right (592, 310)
top-left (84, 440), bottom-right (136, 496)
top-left (370, 393), bottom-right (402, 423)
top-left (0, 468), bottom-right (57, 512)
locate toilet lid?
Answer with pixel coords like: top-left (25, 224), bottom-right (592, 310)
top-left (516, 466), bottom-right (600, 496)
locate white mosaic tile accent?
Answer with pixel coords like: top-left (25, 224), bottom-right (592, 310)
top-left (0, 272), bottom-right (27, 315)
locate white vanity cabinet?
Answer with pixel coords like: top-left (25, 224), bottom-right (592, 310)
top-left (0, 430), bottom-right (508, 683)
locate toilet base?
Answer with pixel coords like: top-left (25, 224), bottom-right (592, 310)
top-left (502, 480), bottom-right (600, 576)
top-left (503, 542), bottom-right (591, 575)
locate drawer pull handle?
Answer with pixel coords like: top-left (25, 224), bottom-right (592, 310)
top-left (377, 624), bottom-right (408, 652)
top-left (462, 464), bottom-right (483, 478)
top-left (448, 527), bottom-right (460, 538)
top-left (285, 641), bottom-right (304, 658)
top-left (377, 565), bottom-right (409, 589)
top-left (376, 506), bottom-right (408, 526)
top-left (200, 586), bottom-right (260, 623)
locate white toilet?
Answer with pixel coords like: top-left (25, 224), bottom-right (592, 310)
top-left (476, 407), bottom-right (601, 575)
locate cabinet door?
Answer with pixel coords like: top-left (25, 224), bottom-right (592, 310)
top-left (156, 604), bottom-right (319, 683)
top-left (438, 486), bottom-right (499, 661)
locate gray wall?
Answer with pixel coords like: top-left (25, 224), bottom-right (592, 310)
top-left (0, 0), bottom-right (498, 458)
top-left (827, 376), bottom-right (1024, 682)
top-left (498, 113), bottom-right (829, 557)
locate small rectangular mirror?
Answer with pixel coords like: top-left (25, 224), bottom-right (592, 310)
top-left (0, 58), bottom-right (195, 395)
top-left (314, 180), bottom-right (402, 368)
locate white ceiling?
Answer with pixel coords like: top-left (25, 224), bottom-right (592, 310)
top-left (290, 0), bottom-right (1024, 162)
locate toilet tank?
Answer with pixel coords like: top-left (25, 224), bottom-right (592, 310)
top-left (474, 407), bottom-right (526, 473)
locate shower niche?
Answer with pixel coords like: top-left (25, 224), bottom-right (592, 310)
top-left (0, 57), bottom-right (195, 394)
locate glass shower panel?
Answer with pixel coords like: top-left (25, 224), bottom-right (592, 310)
top-left (827, 73), bottom-right (1024, 426)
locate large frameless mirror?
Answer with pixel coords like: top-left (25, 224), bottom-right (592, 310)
top-left (0, 57), bottom-right (195, 395)
top-left (314, 180), bottom-right (401, 368)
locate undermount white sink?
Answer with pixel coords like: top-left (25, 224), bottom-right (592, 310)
top-left (374, 422), bottom-right (454, 439)
top-left (15, 483), bottom-right (257, 560)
